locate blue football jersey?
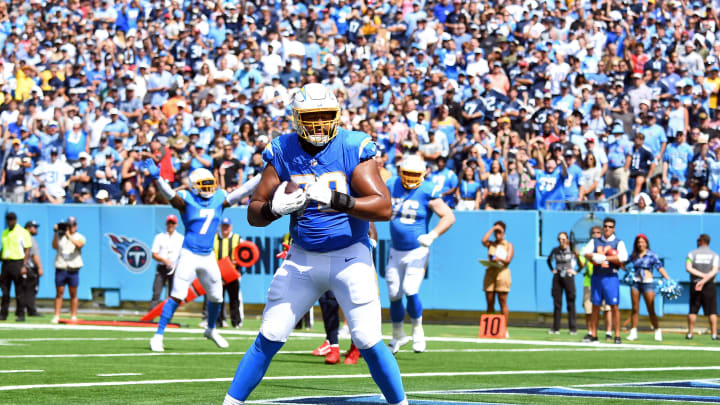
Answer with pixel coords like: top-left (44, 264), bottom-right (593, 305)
top-left (263, 128), bottom-right (376, 252)
top-left (387, 177), bottom-right (440, 251)
top-left (178, 189), bottom-right (227, 255)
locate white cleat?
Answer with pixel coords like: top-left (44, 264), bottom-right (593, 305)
top-left (51, 316), bottom-right (59, 324)
top-left (150, 334), bottom-right (164, 352)
top-left (205, 328), bottom-right (229, 348)
top-left (654, 328), bottom-right (662, 342)
top-left (412, 336), bottom-right (426, 353)
top-left (627, 328), bottom-right (638, 341)
top-left (388, 334), bottom-right (411, 354)
top-left (412, 326), bottom-right (426, 353)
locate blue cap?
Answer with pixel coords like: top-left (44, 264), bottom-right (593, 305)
top-left (612, 125), bottom-right (624, 134)
top-left (221, 217), bottom-right (232, 225)
top-left (105, 97), bottom-right (115, 104)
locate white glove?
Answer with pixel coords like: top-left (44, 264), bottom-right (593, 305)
top-left (271, 182), bottom-right (307, 216)
top-left (591, 253), bottom-right (606, 265)
top-left (417, 231), bottom-right (439, 247)
top-left (305, 181), bottom-right (333, 206)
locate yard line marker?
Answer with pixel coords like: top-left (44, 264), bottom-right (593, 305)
top-left (1, 366), bottom-right (720, 391)
top-left (0, 370), bottom-right (43, 374)
top-left (96, 373), bottom-right (143, 377)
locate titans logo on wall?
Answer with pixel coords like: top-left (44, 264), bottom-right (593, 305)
top-left (106, 234), bottom-right (151, 274)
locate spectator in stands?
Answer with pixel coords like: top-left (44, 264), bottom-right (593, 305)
top-left (430, 156), bottom-right (458, 209)
top-left (534, 147), bottom-right (567, 210)
top-left (626, 234), bottom-right (670, 342)
top-left (686, 234), bottom-right (719, 341)
top-left (605, 125), bottom-right (632, 207)
top-left (481, 159), bottom-right (505, 210)
top-left (629, 132), bottom-right (656, 200)
top-left (662, 131), bottom-right (693, 188)
top-left (456, 165), bottom-right (482, 210)
top-left (481, 221), bottom-right (514, 336)
top-left (1, 138), bottom-right (30, 203)
top-left (547, 231), bottom-right (577, 335)
top-left (51, 216), bottom-right (85, 324)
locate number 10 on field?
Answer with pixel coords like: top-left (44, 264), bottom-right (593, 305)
top-left (478, 314), bottom-right (506, 339)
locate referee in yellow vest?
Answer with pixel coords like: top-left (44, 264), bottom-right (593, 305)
top-left (0, 212), bottom-right (31, 321)
top-left (213, 217), bottom-right (243, 328)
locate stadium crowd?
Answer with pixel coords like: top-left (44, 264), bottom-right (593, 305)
top-left (1, 0), bottom-right (720, 212)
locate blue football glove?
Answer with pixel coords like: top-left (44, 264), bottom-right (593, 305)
top-left (144, 159), bottom-right (160, 179)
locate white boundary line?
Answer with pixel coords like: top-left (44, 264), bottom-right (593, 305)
top-left (0, 347), bottom-right (683, 359)
top-left (1, 323), bottom-right (720, 351)
top-left (96, 373), bottom-right (143, 377)
top-left (0, 370), bottom-right (43, 374)
top-left (2, 366), bottom-right (720, 391)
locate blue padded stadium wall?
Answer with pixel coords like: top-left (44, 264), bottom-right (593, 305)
top-left (1, 203), bottom-right (716, 316)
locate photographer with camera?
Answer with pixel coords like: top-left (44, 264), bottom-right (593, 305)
top-left (51, 216), bottom-right (86, 324)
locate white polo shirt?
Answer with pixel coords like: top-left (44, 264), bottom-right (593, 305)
top-left (151, 231), bottom-right (184, 269)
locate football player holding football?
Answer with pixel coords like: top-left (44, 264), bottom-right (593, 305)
top-left (223, 83), bottom-right (407, 405)
top-left (386, 155), bottom-right (455, 353)
top-left (145, 163), bottom-right (260, 352)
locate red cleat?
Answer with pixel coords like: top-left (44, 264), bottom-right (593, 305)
top-left (343, 343), bottom-right (361, 365)
top-left (325, 346), bottom-right (341, 364)
top-left (312, 340), bottom-right (331, 356)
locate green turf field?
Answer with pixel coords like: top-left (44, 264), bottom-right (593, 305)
top-left (1, 316), bottom-right (719, 404)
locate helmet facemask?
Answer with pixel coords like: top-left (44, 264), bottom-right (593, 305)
top-left (189, 168), bottom-right (217, 199)
top-left (194, 178), bottom-right (217, 199)
top-left (293, 108), bottom-right (340, 146)
top-left (399, 155), bottom-right (427, 190)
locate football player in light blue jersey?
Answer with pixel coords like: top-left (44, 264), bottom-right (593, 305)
top-left (386, 155), bottom-right (455, 353)
top-left (223, 83), bottom-right (408, 405)
top-left (144, 162), bottom-right (260, 352)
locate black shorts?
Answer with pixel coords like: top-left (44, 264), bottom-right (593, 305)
top-left (689, 281), bottom-right (717, 315)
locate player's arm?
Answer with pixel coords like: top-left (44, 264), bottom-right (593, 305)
top-left (418, 198), bottom-right (455, 247)
top-left (224, 174), bottom-right (261, 208)
top-left (248, 164), bottom-right (282, 227)
top-left (368, 222), bottom-right (378, 249)
top-left (142, 159), bottom-right (185, 212)
top-left (347, 158), bottom-right (392, 221)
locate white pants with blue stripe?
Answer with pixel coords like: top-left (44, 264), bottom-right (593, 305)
top-left (260, 242), bottom-right (382, 349)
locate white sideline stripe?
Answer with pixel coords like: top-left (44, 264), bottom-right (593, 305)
top-left (0, 370), bottom-right (43, 374)
top-left (2, 366), bottom-right (720, 391)
top-left (96, 373), bottom-right (143, 377)
top-left (2, 323), bottom-right (720, 351)
top-left (0, 346), bottom-right (699, 359)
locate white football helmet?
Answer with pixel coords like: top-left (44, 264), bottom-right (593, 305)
top-left (189, 168), bottom-right (216, 199)
top-left (292, 83), bottom-right (340, 146)
top-left (399, 155), bottom-right (426, 190)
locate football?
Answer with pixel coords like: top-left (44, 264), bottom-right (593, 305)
top-left (606, 248), bottom-right (618, 257)
top-left (272, 181), bottom-right (300, 196)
